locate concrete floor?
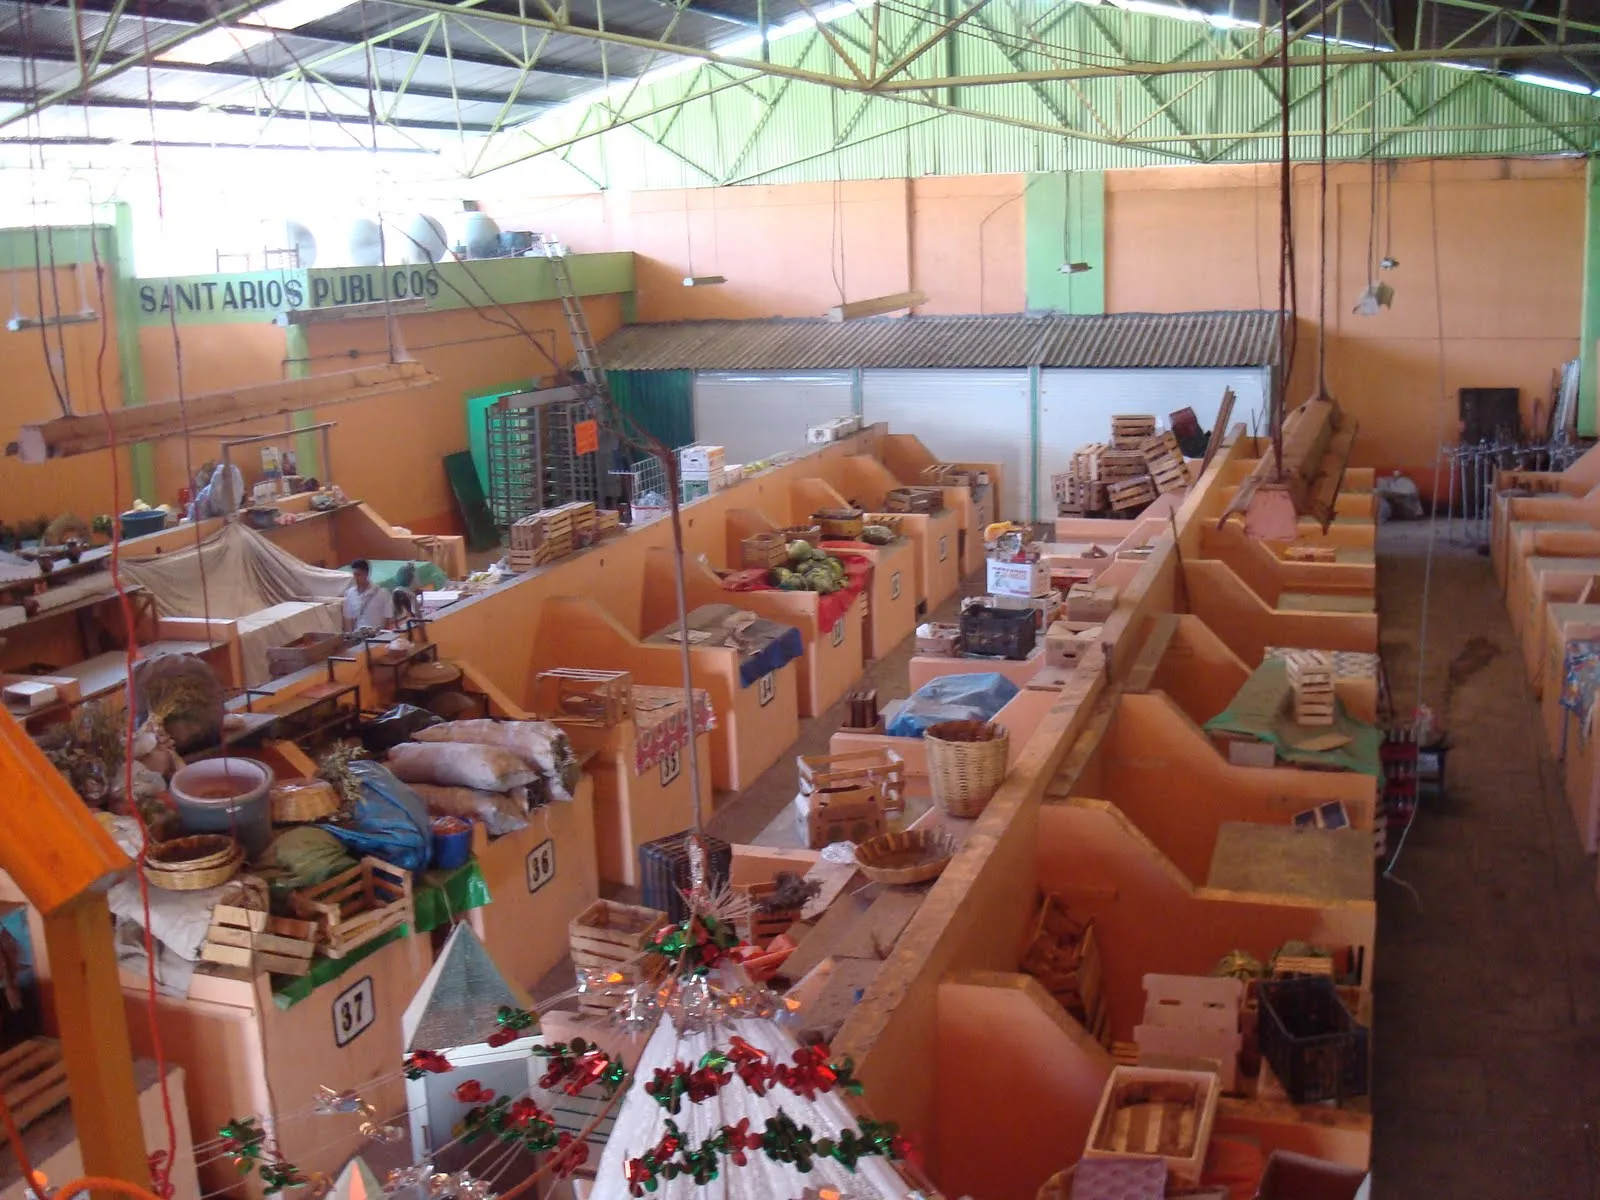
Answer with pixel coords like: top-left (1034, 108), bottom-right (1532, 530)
top-left (1374, 523), bottom-right (1600, 1197)
top-left (705, 523), bottom-right (1600, 1196)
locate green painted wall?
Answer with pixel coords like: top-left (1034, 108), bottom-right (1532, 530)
top-left (1025, 171), bottom-right (1105, 315)
top-left (1581, 155), bottom-right (1600, 438)
top-left (108, 205), bottom-right (155, 502)
top-left (0, 225), bottom-right (111, 269)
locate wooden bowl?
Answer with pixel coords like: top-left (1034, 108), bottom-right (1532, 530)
top-left (854, 829), bottom-right (958, 885)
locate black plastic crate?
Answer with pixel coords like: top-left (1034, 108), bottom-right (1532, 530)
top-left (638, 831), bottom-right (732, 924)
top-left (960, 604), bottom-right (1037, 660)
top-left (1257, 976), bottom-right (1369, 1104)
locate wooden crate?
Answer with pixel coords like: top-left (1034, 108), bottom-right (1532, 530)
top-left (291, 858), bottom-right (413, 959)
top-left (1107, 477), bottom-right (1157, 512)
top-left (797, 748), bottom-right (905, 812)
top-left (0, 1039), bottom-right (69, 1142)
top-left (1084, 1065), bottom-right (1219, 1184)
top-left (1019, 895), bottom-right (1105, 1036)
top-left (1098, 449), bottom-right (1149, 480)
top-left (1111, 415), bottom-right (1157, 449)
top-left (884, 487), bottom-right (944, 514)
top-left (534, 668), bottom-right (633, 726)
top-left (568, 899), bottom-right (669, 1012)
top-left (202, 903), bottom-right (319, 976)
top-left (1139, 429), bottom-right (1182, 463)
top-left (741, 531), bottom-right (790, 568)
top-left (1147, 453), bottom-right (1192, 495)
top-left (736, 879), bottom-right (803, 945)
top-left (1283, 544), bottom-right (1337, 563)
top-left (1284, 650), bottom-right (1336, 726)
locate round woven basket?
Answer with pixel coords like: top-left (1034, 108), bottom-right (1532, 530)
top-left (270, 779), bottom-right (341, 823)
top-left (145, 834), bottom-right (237, 872)
top-left (145, 842), bottom-right (243, 891)
top-left (813, 508), bottom-right (865, 540)
top-left (780, 524), bottom-right (822, 548)
top-left (924, 720), bottom-right (1009, 818)
top-left (854, 829), bottom-right (958, 885)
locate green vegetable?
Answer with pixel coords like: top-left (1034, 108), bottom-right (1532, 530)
top-left (769, 567), bottom-right (796, 588)
top-left (861, 524), bottom-right (894, 545)
top-left (787, 540), bottom-right (814, 562)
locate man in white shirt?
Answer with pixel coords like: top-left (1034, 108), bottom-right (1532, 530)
top-left (342, 558), bottom-right (395, 632)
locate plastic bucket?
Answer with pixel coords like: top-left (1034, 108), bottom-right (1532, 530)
top-left (431, 816), bottom-right (473, 870)
top-left (118, 509), bottom-right (166, 539)
top-left (170, 757), bottom-right (274, 858)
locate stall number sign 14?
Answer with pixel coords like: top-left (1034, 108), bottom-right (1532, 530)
top-left (757, 673), bottom-right (776, 706)
top-left (526, 839), bottom-right (555, 894)
top-left (333, 976), bottom-right (375, 1047)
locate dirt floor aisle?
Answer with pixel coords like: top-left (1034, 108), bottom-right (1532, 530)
top-left (1375, 523), bottom-right (1600, 1197)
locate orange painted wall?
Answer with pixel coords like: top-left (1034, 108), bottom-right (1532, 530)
top-left (0, 265), bottom-right (134, 524)
top-left (1105, 158), bottom-right (1584, 479)
top-left (500, 157), bottom-right (1581, 481)
top-left (494, 175), bottom-right (1026, 319)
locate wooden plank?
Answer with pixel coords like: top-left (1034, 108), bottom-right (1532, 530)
top-left (42, 892), bottom-right (151, 1195)
top-left (833, 889), bottom-right (925, 960)
top-left (826, 291), bottom-right (926, 322)
top-left (14, 361), bottom-right (436, 461)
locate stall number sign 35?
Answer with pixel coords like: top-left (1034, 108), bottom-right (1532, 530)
top-left (333, 976), bottom-right (375, 1048)
top-left (659, 746), bottom-right (682, 787)
top-left (526, 839), bottom-right (555, 894)
top-left (757, 673), bottom-right (776, 706)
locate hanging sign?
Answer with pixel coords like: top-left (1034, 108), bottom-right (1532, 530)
top-left (574, 419), bottom-right (600, 456)
top-left (333, 976), bottom-right (376, 1047)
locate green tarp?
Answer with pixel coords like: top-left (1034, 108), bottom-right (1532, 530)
top-left (1203, 657), bottom-right (1382, 778)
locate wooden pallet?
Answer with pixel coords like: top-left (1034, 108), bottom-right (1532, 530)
top-left (0, 1039), bottom-right (69, 1141)
top-left (1107, 477), bottom-right (1157, 512)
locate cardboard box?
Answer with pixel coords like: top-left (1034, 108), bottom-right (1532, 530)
top-left (990, 592), bottom-right (1062, 630)
top-left (987, 558), bottom-right (1051, 598)
top-left (1045, 620), bottom-right (1100, 669)
top-left (1066, 582), bottom-right (1119, 623)
top-left (806, 416), bottom-right (862, 444)
top-left (679, 444), bottom-right (726, 478)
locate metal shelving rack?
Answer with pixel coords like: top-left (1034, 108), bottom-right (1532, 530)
top-left (484, 388), bottom-right (605, 531)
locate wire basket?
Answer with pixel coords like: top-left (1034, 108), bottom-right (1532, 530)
top-left (924, 720), bottom-right (1009, 817)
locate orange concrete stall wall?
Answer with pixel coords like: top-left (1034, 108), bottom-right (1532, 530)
top-left (0, 265), bottom-right (135, 522)
top-left (490, 175), bottom-right (1027, 319)
top-left (1104, 158), bottom-right (1583, 485)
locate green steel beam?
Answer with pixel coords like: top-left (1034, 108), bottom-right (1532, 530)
top-left (109, 205), bottom-right (154, 504)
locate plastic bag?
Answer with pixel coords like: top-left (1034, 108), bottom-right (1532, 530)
top-left (885, 672), bottom-right (1019, 738)
top-left (361, 703), bottom-right (444, 754)
top-left (315, 760), bottom-right (432, 873)
top-left (262, 826), bottom-right (356, 893)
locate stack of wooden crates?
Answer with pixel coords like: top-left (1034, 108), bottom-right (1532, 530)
top-left (1285, 650), bottom-right (1336, 726)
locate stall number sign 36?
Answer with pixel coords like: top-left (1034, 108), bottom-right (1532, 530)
top-left (526, 839), bottom-right (555, 894)
top-left (659, 746), bottom-right (682, 787)
top-left (333, 976), bottom-right (375, 1047)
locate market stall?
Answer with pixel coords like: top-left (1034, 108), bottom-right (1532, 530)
top-left (532, 595), bottom-right (800, 793)
top-left (641, 548), bottom-right (863, 720)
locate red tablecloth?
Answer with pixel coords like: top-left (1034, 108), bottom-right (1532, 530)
top-left (720, 554), bottom-right (871, 631)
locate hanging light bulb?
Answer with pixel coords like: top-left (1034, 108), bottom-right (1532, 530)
top-left (1058, 261), bottom-right (1093, 275)
top-left (1380, 255), bottom-right (1399, 270)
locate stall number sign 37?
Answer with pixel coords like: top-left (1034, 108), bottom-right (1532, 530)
top-left (526, 839), bottom-right (555, 894)
top-left (333, 976), bottom-right (375, 1047)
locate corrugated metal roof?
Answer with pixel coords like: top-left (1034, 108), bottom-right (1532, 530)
top-left (600, 310), bottom-right (1283, 371)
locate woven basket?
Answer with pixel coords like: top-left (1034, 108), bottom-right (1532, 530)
top-left (780, 525), bottom-right (822, 548)
top-left (854, 829), bottom-right (957, 885)
top-left (812, 508), bottom-right (865, 540)
top-left (145, 834), bottom-right (237, 872)
top-left (270, 779), bottom-right (341, 823)
top-left (146, 843), bottom-right (244, 891)
top-left (924, 720), bottom-right (1009, 818)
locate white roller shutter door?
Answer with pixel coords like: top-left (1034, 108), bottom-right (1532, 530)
top-left (860, 369), bottom-right (1031, 522)
top-left (692, 371), bottom-right (854, 466)
top-left (1036, 368), bottom-right (1270, 520)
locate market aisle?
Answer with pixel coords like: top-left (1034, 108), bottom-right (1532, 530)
top-left (1373, 524), bottom-right (1600, 1197)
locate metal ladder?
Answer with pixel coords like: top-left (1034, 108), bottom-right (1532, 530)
top-left (535, 233), bottom-right (607, 394)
